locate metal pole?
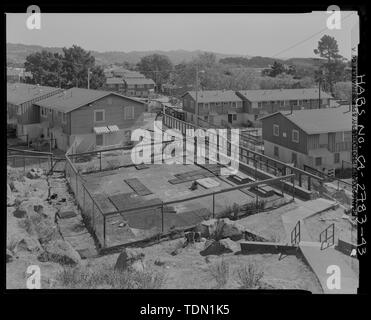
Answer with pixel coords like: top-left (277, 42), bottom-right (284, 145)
top-left (161, 203), bottom-right (164, 233)
top-left (292, 175), bottom-right (295, 201)
top-left (195, 65), bottom-right (199, 126)
top-left (75, 172), bottom-right (78, 198)
top-left (87, 68), bottom-right (90, 90)
top-left (103, 215), bottom-right (106, 248)
top-left (92, 201), bottom-right (95, 229)
top-left (212, 193), bottom-right (215, 218)
top-left (99, 151), bottom-right (102, 171)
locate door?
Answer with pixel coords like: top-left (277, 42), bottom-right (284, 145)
top-left (292, 152), bottom-right (297, 166)
top-left (96, 134), bottom-right (104, 146)
top-left (228, 114), bottom-right (233, 123)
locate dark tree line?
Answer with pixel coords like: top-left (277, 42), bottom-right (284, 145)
top-left (24, 45), bottom-right (105, 89)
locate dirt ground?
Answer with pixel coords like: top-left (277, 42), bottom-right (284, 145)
top-left (90, 239), bottom-right (323, 292)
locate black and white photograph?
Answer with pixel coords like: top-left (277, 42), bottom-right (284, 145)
top-left (3, 4), bottom-right (368, 299)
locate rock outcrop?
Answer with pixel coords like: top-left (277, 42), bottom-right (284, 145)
top-left (114, 248), bottom-right (146, 272)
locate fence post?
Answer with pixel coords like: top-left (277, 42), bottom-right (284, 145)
top-left (308, 176), bottom-right (311, 191)
top-left (83, 187), bottom-right (86, 214)
top-left (292, 175), bottom-right (295, 201)
top-left (99, 151), bottom-right (102, 171)
top-left (161, 203), bottom-right (164, 233)
top-left (103, 215), bottom-right (106, 248)
top-left (212, 193), bottom-right (215, 218)
top-left (75, 172), bottom-right (78, 198)
top-left (92, 200), bottom-right (95, 230)
top-left (23, 157), bottom-right (26, 172)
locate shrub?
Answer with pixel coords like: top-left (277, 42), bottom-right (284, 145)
top-left (209, 219), bottom-right (225, 241)
top-left (106, 159), bottom-right (121, 170)
top-left (208, 259), bottom-right (230, 289)
top-left (56, 264), bottom-right (165, 289)
top-left (235, 263), bottom-right (264, 289)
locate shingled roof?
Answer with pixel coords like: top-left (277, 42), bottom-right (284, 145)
top-left (237, 88), bottom-right (333, 102)
top-left (7, 83), bottom-right (61, 105)
top-left (260, 106), bottom-right (352, 134)
top-left (123, 78), bottom-right (155, 85)
top-left (35, 87), bottom-right (145, 113)
top-left (183, 90), bottom-right (242, 103)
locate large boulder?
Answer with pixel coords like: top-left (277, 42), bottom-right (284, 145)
top-left (7, 184), bottom-right (15, 206)
top-left (27, 168), bottom-right (44, 179)
top-left (220, 219), bottom-right (246, 241)
top-left (39, 240), bottom-right (81, 266)
top-left (13, 198), bottom-right (46, 219)
top-left (10, 180), bottom-right (26, 195)
top-left (6, 249), bottom-right (14, 263)
top-left (200, 238), bottom-right (241, 256)
top-left (196, 218), bottom-right (245, 241)
top-left (15, 235), bottom-right (43, 254)
top-left (114, 248), bottom-right (145, 272)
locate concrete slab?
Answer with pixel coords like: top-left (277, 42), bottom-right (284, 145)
top-left (196, 177), bottom-right (220, 189)
top-left (58, 206), bottom-right (77, 219)
top-left (299, 244), bottom-right (358, 294)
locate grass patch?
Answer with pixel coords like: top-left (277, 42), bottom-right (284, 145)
top-left (207, 259), bottom-right (230, 289)
top-left (56, 263), bottom-right (165, 289)
top-left (235, 263), bottom-right (264, 289)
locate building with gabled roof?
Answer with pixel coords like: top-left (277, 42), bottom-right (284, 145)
top-left (259, 106), bottom-right (352, 173)
top-left (7, 83), bottom-right (63, 140)
top-left (181, 90), bottom-right (244, 127)
top-left (236, 88), bottom-right (334, 125)
top-left (33, 87), bottom-right (146, 152)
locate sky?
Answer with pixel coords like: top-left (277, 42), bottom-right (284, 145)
top-left (6, 12), bottom-right (359, 59)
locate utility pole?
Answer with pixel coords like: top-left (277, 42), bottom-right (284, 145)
top-left (87, 68), bottom-right (92, 90)
top-left (318, 79), bottom-right (321, 109)
top-left (195, 65), bottom-right (199, 126)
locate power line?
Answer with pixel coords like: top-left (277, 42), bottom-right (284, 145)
top-left (271, 12), bottom-right (354, 58)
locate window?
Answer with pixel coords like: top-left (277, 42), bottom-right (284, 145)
top-left (41, 107), bottom-right (47, 117)
top-left (258, 102), bottom-right (262, 108)
top-left (315, 157), bottom-right (322, 166)
top-left (334, 153), bottom-right (340, 164)
top-left (274, 146), bottom-right (279, 157)
top-left (292, 129), bottom-right (299, 143)
top-left (94, 109), bottom-right (105, 123)
top-left (273, 124), bottom-right (279, 137)
top-left (96, 134), bottom-right (104, 146)
top-left (124, 106), bottom-right (134, 120)
top-left (232, 114), bottom-right (237, 121)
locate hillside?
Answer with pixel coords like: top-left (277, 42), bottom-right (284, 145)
top-left (6, 43), bottom-right (250, 67)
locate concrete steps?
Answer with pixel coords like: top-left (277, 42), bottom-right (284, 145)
top-left (280, 198), bottom-right (358, 294)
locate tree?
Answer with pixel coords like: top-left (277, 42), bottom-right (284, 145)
top-left (314, 35), bottom-right (346, 94)
top-left (24, 50), bottom-right (64, 86)
top-left (137, 54), bottom-right (173, 90)
top-left (333, 81), bottom-right (352, 102)
top-left (24, 45), bottom-right (106, 89)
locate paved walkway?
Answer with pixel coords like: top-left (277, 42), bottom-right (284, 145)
top-left (281, 198), bottom-right (358, 294)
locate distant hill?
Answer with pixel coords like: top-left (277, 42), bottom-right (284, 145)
top-left (6, 43), bottom-right (250, 67)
